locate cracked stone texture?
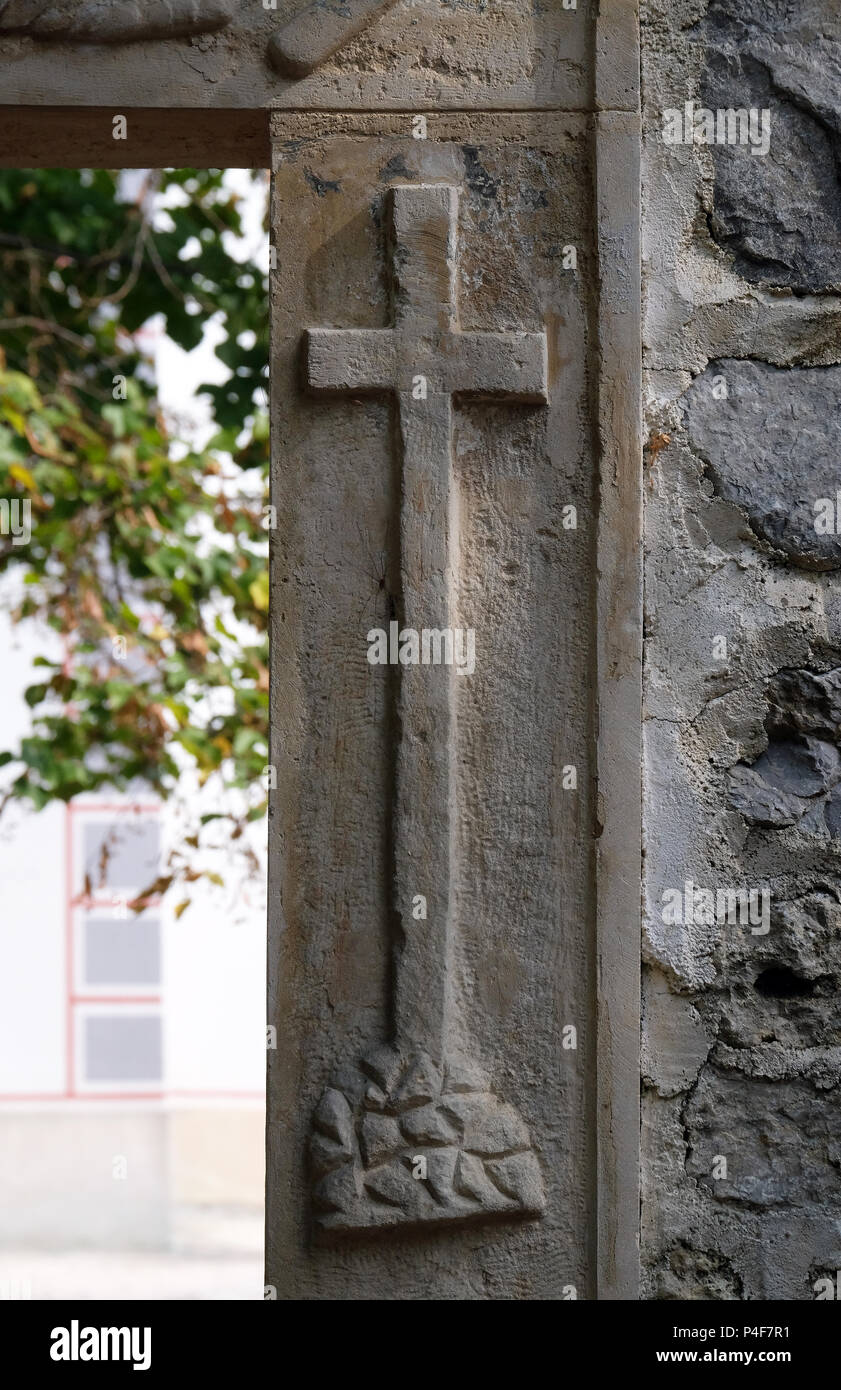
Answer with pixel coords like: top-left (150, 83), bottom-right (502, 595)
top-left (685, 361), bottom-right (841, 572)
top-left (643, 0), bottom-right (841, 1299)
top-left (699, 0), bottom-right (841, 291)
top-left (727, 666), bottom-right (841, 837)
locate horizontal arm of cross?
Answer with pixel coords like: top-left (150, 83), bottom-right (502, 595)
top-left (306, 327), bottom-right (396, 394)
top-left (306, 326), bottom-right (547, 402)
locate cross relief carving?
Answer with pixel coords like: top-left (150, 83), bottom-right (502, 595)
top-left (305, 183), bottom-right (550, 1232)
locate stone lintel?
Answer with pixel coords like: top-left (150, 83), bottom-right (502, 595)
top-left (0, 1), bottom-right (598, 113)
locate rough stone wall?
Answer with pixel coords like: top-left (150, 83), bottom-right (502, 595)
top-left (641, 0), bottom-right (841, 1298)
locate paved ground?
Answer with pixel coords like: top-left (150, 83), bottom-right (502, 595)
top-left (0, 1207), bottom-right (263, 1301)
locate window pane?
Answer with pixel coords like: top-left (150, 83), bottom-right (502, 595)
top-left (84, 1015), bottom-right (162, 1083)
top-left (84, 918), bottom-right (161, 987)
top-left (83, 821), bottom-right (160, 891)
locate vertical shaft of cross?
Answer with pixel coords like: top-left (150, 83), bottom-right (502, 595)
top-left (390, 186), bottom-right (459, 1068)
top-left (391, 392), bottom-right (454, 1066)
top-left (305, 182), bottom-right (548, 1076)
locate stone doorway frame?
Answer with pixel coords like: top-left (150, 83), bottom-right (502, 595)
top-left (0, 2), bottom-right (642, 1296)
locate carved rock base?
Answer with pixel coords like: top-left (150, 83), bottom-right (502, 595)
top-left (311, 1045), bottom-right (546, 1233)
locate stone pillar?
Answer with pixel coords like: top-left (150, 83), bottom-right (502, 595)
top-left (266, 3), bottom-right (642, 1300)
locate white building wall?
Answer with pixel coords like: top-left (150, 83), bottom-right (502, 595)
top-left (0, 609), bottom-right (265, 1248)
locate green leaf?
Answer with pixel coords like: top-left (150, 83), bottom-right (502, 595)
top-left (0, 166), bottom-right (269, 884)
top-left (249, 571), bottom-right (269, 613)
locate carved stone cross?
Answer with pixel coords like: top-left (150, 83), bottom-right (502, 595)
top-left (305, 184), bottom-right (549, 1233)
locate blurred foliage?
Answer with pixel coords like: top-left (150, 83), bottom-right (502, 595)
top-left (0, 168), bottom-right (270, 899)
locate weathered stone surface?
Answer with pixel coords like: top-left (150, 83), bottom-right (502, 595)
top-left (309, 1051), bottom-right (545, 1234)
top-left (359, 1043), bottom-right (404, 1097)
top-left (641, 970), bottom-right (713, 1099)
top-left (707, 886), bottom-right (841, 1059)
top-left (0, 0), bottom-right (594, 111)
top-left (393, 1054), bottom-right (440, 1109)
top-left (268, 0), bottom-right (398, 77)
top-left (0, 0), bottom-right (234, 41)
top-left (643, 0), bottom-right (841, 1301)
top-left (313, 1087), bottom-right (353, 1147)
top-left (399, 1103), bottom-right (460, 1147)
top-left (685, 361), bottom-right (841, 571)
top-left (766, 667), bottom-right (841, 743)
top-left (443, 1056), bottom-right (489, 1095)
top-left (313, 1165), bottom-right (360, 1216)
top-left (728, 669), bottom-right (841, 836)
top-left (654, 1244), bottom-right (744, 1301)
top-left (310, 1132), bottom-right (349, 1176)
top-left (729, 741), bottom-right (841, 830)
top-left (267, 112), bottom-right (619, 1295)
top-left (423, 1145), bottom-right (460, 1205)
top-left (485, 1152), bottom-right (545, 1209)
top-left (299, 176), bottom-right (548, 1235)
top-left (360, 1112), bottom-right (403, 1168)
top-left (453, 1151), bottom-right (497, 1205)
top-left (686, 1067), bottom-right (841, 1209)
top-left (446, 1095), bottom-right (530, 1157)
top-left (699, 0), bottom-right (841, 291)
top-left (362, 1158), bottom-right (418, 1211)
top-left (363, 1083), bottom-right (387, 1112)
